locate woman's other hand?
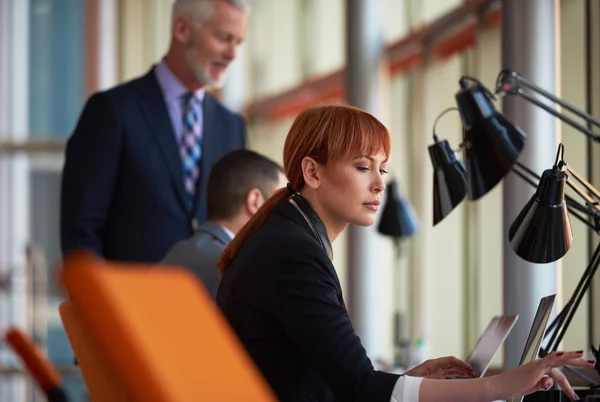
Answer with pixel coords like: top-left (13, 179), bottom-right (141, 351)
top-left (403, 356), bottom-right (478, 379)
top-left (490, 351), bottom-right (595, 401)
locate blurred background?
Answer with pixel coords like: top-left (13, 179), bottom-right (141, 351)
top-left (1, 0), bottom-right (599, 400)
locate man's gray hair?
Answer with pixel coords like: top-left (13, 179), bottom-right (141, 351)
top-left (172, 0), bottom-right (249, 27)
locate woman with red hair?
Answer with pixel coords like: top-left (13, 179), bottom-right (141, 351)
top-left (217, 105), bottom-right (592, 402)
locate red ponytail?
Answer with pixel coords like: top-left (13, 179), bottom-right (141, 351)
top-left (218, 187), bottom-right (290, 274)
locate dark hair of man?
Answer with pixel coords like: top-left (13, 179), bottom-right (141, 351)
top-left (207, 149), bottom-right (283, 221)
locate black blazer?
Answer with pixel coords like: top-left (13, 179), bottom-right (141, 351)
top-left (217, 200), bottom-right (400, 402)
top-left (60, 68), bottom-right (246, 262)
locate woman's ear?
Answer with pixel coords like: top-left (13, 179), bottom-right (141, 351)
top-left (301, 157), bottom-right (321, 190)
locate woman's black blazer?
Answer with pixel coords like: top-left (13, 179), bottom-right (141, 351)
top-left (217, 199), bottom-right (400, 402)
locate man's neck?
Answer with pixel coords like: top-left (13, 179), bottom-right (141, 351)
top-left (163, 53), bottom-right (204, 92)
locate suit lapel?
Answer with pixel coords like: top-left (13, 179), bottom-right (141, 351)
top-left (138, 70), bottom-right (188, 212)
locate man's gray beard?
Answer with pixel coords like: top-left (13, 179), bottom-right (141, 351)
top-left (185, 49), bottom-right (228, 89)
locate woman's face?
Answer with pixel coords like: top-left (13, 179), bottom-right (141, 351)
top-left (317, 151), bottom-right (388, 232)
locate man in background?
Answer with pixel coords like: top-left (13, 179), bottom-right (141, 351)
top-left (61, 0), bottom-right (249, 263)
top-left (162, 149), bottom-right (286, 299)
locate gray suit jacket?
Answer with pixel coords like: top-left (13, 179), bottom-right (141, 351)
top-left (161, 221), bottom-right (232, 299)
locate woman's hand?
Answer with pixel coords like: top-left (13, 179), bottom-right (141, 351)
top-left (403, 356), bottom-right (478, 379)
top-left (489, 351), bottom-right (595, 401)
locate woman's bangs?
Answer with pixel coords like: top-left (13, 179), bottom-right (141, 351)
top-left (328, 111), bottom-right (391, 163)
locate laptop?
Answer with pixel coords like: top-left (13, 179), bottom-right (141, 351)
top-left (508, 294), bottom-right (556, 402)
top-left (467, 315), bottom-right (519, 377)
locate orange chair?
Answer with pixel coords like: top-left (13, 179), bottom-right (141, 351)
top-left (4, 327), bottom-right (68, 402)
top-left (60, 250), bottom-right (276, 402)
top-left (59, 301), bottom-right (127, 401)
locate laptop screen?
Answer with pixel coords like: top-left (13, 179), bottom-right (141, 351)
top-left (467, 315), bottom-right (519, 377)
top-left (517, 294), bottom-right (556, 366)
top-left (508, 294), bottom-right (556, 402)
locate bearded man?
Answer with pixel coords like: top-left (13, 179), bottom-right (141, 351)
top-left (61, 0), bottom-right (249, 263)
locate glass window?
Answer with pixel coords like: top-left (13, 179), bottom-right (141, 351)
top-left (23, 0), bottom-right (88, 399)
top-left (29, 0), bottom-right (85, 138)
top-left (29, 168), bottom-right (61, 296)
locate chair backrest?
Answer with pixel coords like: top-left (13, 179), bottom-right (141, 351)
top-left (59, 301), bottom-right (127, 402)
top-left (60, 251), bottom-right (276, 402)
top-left (4, 327), bottom-right (68, 402)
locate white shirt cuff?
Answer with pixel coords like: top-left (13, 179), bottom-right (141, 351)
top-left (390, 375), bottom-right (423, 402)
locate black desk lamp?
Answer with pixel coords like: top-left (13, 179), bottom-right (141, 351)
top-left (428, 108), bottom-right (467, 226)
top-left (508, 143), bottom-right (573, 264)
top-left (455, 76), bottom-right (527, 201)
top-left (377, 179), bottom-right (419, 244)
top-left (428, 69), bottom-right (600, 380)
top-left (377, 179), bottom-right (418, 368)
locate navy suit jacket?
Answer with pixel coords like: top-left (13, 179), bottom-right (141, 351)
top-left (60, 68), bottom-right (246, 262)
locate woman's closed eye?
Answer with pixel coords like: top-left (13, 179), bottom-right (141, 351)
top-left (357, 167), bottom-right (389, 175)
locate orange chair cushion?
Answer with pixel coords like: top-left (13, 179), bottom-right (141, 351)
top-left (60, 251), bottom-right (275, 402)
top-left (59, 301), bottom-right (127, 401)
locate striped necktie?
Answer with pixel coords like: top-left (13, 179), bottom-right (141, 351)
top-left (180, 92), bottom-right (203, 208)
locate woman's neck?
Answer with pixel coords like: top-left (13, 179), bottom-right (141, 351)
top-left (297, 191), bottom-right (348, 243)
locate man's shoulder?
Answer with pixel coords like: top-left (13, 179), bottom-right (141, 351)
top-left (166, 230), bottom-right (225, 260)
top-left (192, 230), bottom-right (227, 256)
top-left (90, 69), bottom-right (156, 104)
top-left (161, 230), bottom-right (224, 287)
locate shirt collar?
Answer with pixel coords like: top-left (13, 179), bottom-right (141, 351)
top-left (221, 226), bottom-right (235, 240)
top-left (154, 59), bottom-right (206, 103)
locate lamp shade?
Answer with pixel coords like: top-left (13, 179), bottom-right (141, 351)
top-left (428, 139), bottom-right (467, 225)
top-left (378, 180), bottom-right (419, 239)
top-left (508, 169), bottom-right (573, 263)
top-left (456, 79), bottom-right (526, 201)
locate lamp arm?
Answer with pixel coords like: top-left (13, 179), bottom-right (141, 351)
top-left (542, 240), bottom-right (600, 359)
top-left (533, 164), bottom-right (600, 381)
top-left (514, 72), bottom-right (600, 128)
top-left (517, 91), bottom-right (600, 142)
top-left (538, 237), bottom-right (600, 387)
top-left (497, 70), bottom-right (600, 142)
top-left (566, 166), bottom-right (600, 204)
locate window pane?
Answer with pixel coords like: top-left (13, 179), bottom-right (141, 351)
top-left (29, 0), bottom-right (85, 139)
top-left (29, 168), bottom-right (61, 296)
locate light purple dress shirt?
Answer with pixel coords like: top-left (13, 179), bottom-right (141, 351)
top-left (153, 60), bottom-right (206, 145)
